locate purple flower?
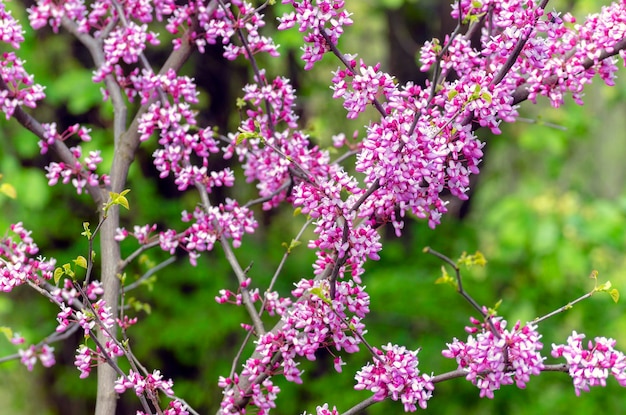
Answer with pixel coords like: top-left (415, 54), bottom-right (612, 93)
top-left (442, 318), bottom-right (545, 398)
top-left (552, 331), bottom-right (626, 396)
top-left (278, 1), bottom-right (353, 70)
top-left (355, 343), bottom-right (434, 411)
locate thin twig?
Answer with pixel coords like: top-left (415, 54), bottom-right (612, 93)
top-left (118, 238), bottom-right (163, 271)
top-left (423, 247), bottom-right (499, 337)
top-left (123, 256), bottom-right (177, 292)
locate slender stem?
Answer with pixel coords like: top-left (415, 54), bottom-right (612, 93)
top-left (123, 256), bottom-right (177, 292)
top-left (259, 217), bottom-right (315, 317)
top-left (423, 247), bottom-right (499, 337)
top-left (119, 238), bottom-right (164, 271)
top-left (533, 291), bottom-right (594, 325)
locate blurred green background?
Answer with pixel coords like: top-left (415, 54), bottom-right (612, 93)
top-left (1, 0), bottom-right (625, 414)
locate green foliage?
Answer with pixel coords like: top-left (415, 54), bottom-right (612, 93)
top-left (104, 189), bottom-right (131, 215)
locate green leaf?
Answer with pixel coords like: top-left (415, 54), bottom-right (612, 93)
top-left (286, 239), bottom-right (301, 253)
top-left (0, 183), bottom-right (16, 199)
top-left (609, 288), bottom-right (620, 303)
top-left (458, 251), bottom-right (487, 267)
top-left (488, 299), bottom-right (502, 315)
top-left (236, 131), bottom-right (257, 144)
top-left (309, 287), bottom-right (331, 304)
top-left (81, 222), bottom-right (92, 239)
top-left (116, 195), bottom-right (130, 210)
top-left (54, 267), bottom-right (64, 285)
top-left (62, 263), bottom-right (75, 278)
top-left (0, 326), bottom-right (13, 341)
top-left (106, 189), bottom-right (131, 211)
top-left (74, 256), bottom-right (87, 269)
top-left (434, 266), bottom-right (457, 289)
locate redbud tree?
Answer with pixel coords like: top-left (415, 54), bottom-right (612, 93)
top-left (1, 0), bottom-right (626, 414)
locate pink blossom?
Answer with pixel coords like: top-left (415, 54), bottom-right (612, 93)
top-left (309, 403), bottom-right (339, 415)
top-left (355, 343), bottom-right (434, 411)
top-left (114, 369), bottom-right (175, 397)
top-left (74, 345), bottom-right (92, 378)
top-left (10, 332), bottom-right (24, 345)
top-left (94, 21), bottom-right (160, 82)
top-left (331, 61), bottom-right (397, 119)
top-left (0, 52), bottom-right (45, 118)
top-left (0, 222), bottom-right (55, 292)
top-left (18, 345), bottom-right (37, 371)
top-left (164, 400), bottom-right (190, 415)
top-left (56, 302), bottom-right (73, 333)
top-left (0, 2), bottom-right (25, 48)
top-left (443, 317), bottom-right (545, 398)
top-left (278, 1), bottom-right (353, 70)
top-left (552, 331), bottom-right (626, 396)
top-left (19, 344), bottom-right (56, 371)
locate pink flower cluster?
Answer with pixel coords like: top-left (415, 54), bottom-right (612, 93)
top-left (66, 295), bottom-right (124, 377)
top-left (161, 400), bottom-right (190, 415)
top-left (167, 1), bottom-right (279, 58)
top-left (114, 369), bottom-right (175, 397)
top-left (5, 0), bottom-right (626, 414)
top-left (277, 0), bottom-right (353, 70)
top-left (28, 0), bottom-right (172, 91)
top-left (0, 222), bottom-right (55, 292)
top-left (0, 2), bottom-right (45, 118)
top-left (218, 374), bottom-right (280, 415)
top-left (0, 52), bottom-right (46, 118)
top-left (443, 0), bottom-right (626, 108)
top-left (218, 278), bottom-right (369, 413)
top-left (18, 344), bottom-right (55, 371)
top-left (119, 200), bottom-right (258, 266)
top-left (46, 275), bottom-right (128, 379)
top-left (94, 22), bottom-right (160, 82)
top-left (215, 277), bottom-right (263, 306)
top-left (552, 331), bottom-right (626, 396)
top-left (38, 122), bottom-right (93, 154)
top-left (129, 68), bottom-right (198, 105)
top-left (74, 344), bottom-right (93, 378)
top-left (331, 61), bottom-right (396, 119)
top-left (227, 71), bottom-right (330, 210)
top-left (442, 317), bottom-right (545, 398)
top-left (136, 399), bottom-right (190, 415)
top-left (292, 168), bottom-right (382, 280)
top-left (305, 403), bottom-right (339, 415)
top-left (115, 224), bottom-right (158, 244)
top-left (51, 279), bottom-right (103, 311)
top-left (45, 142), bottom-right (110, 195)
top-left (73, 340), bottom-right (124, 380)
top-left (0, 2), bottom-right (24, 48)
top-left (28, 0), bottom-right (89, 33)
top-left (355, 343), bottom-right (434, 412)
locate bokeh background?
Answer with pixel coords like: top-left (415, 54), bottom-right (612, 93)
top-left (1, 0), bottom-right (625, 414)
